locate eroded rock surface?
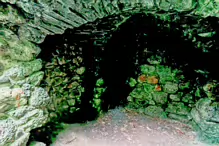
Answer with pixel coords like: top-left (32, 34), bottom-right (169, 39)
top-left (0, 0), bottom-right (219, 145)
top-left (0, 28), bottom-right (51, 146)
top-left (191, 98), bottom-right (219, 143)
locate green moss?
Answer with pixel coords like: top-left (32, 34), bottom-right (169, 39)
top-left (179, 82), bottom-right (190, 90)
top-left (152, 92), bottom-right (168, 105)
top-left (168, 113), bottom-right (191, 123)
top-left (147, 55), bottom-right (162, 65)
top-left (195, 87), bottom-right (202, 97)
top-left (96, 78), bottom-right (104, 87)
top-left (129, 77), bottom-right (137, 87)
top-left (163, 82), bottom-right (179, 94)
top-left (91, 78), bottom-right (106, 114)
top-left (143, 83), bottom-right (155, 93)
top-left (140, 64), bottom-right (156, 75)
top-left (169, 94), bottom-right (181, 101)
top-left (182, 94), bottom-right (194, 103)
top-left (144, 106), bottom-right (167, 119)
top-left (166, 102), bottom-right (191, 115)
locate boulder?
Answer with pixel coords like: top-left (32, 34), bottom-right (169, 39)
top-left (191, 98), bottom-right (219, 143)
top-left (169, 94), bottom-right (181, 101)
top-left (166, 102), bottom-right (191, 115)
top-left (144, 105), bottom-right (167, 118)
top-left (164, 82), bottom-right (178, 94)
top-left (152, 92), bottom-right (168, 105)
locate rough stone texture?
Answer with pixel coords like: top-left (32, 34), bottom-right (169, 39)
top-left (140, 64), bottom-right (156, 75)
top-left (168, 113), bottom-right (192, 123)
top-left (0, 0), bottom-right (218, 145)
top-left (0, 0), bottom-right (216, 45)
top-left (0, 28), bottom-right (41, 61)
top-left (0, 118), bottom-right (16, 145)
top-left (0, 117), bottom-right (31, 146)
top-left (182, 94), bottom-right (194, 104)
top-left (0, 28), bottom-right (50, 145)
top-left (152, 92), bottom-right (168, 105)
top-left (164, 82), bottom-right (178, 94)
top-left (0, 59), bottom-right (42, 84)
top-left (191, 98), bottom-right (219, 143)
top-left (0, 4), bottom-right (26, 25)
top-left (29, 87), bottom-right (51, 108)
top-left (8, 106), bottom-right (48, 132)
top-left (29, 141), bottom-right (46, 146)
top-left (0, 84), bottom-right (51, 146)
top-left (144, 105), bottom-right (167, 118)
top-left (129, 60), bottom-right (219, 144)
top-left (0, 86), bottom-right (27, 113)
top-left (166, 102), bottom-right (191, 115)
top-left (169, 94), bottom-right (181, 101)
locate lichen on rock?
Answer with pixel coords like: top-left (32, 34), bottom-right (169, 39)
top-left (144, 105), bottom-right (167, 118)
top-left (0, 28), bottom-right (41, 61)
top-left (0, 118), bottom-right (16, 146)
top-left (8, 106), bottom-right (48, 131)
top-left (0, 59), bottom-right (42, 84)
top-left (0, 4), bottom-right (26, 25)
top-left (1, 0), bottom-right (219, 145)
top-left (92, 78), bottom-right (106, 113)
top-left (166, 102), bottom-right (191, 115)
top-left (191, 98), bottom-right (219, 143)
top-left (29, 87), bottom-right (51, 108)
top-left (163, 82), bottom-right (179, 93)
top-left (152, 92), bottom-right (168, 105)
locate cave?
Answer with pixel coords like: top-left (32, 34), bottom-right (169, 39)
top-left (1, 1), bottom-right (219, 146)
top-left (26, 13), bottom-right (219, 145)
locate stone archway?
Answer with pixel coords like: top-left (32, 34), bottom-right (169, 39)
top-left (1, 1), bottom-right (219, 146)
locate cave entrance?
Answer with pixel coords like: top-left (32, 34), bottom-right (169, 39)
top-left (30, 12), bottom-right (219, 145)
top-left (99, 13), bottom-right (219, 110)
top-left (39, 12), bottom-right (219, 122)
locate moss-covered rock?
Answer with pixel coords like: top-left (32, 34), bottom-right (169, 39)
top-left (179, 82), bottom-right (191, 90)
top-left (140, 64), bottom-right (156, 75)
top-left (163, 82), bottom-right (178, 94)
top-left (168, 113), bottom-right (192, 123)
top-left (191, 98), bottom-right (219, 143)
top-left (1, 0), bottom-right (219, 145)
top-left (92, 78), bottom-right (106, 113)
top-left (0, 4), bottom-right (25, 25)
top-left (129, 77), bottom-right (137, 87)
top-left (169, 94), bottom-right (181, 102)
top-left (152, 92), bottom-right (168, 105)
top-left (0, 28), bottom-right (41, 61)
top-left (144, 105), bottom-right (167, 118)
top-left (182, 94), bottom-right (194, 104)
top-left (166, 102), bottom-right (191, 115)
top-left (42, 46), bottom-right (85, 119)
top-left (147, 55), bottom-right (162, 65)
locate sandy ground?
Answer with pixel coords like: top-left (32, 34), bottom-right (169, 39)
top-left (51, 107), bottom-right (213, 146)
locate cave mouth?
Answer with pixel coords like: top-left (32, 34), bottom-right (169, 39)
top-left (29, 12), bottom-right (219, 145)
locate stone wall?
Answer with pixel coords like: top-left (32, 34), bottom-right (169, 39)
top-left (127, 55), bottom-right (219, 144)
top-left (0, 0), bottom-right (219, 145)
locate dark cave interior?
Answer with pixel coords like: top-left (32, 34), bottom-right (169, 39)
top-left (28, 13), bottom-right (219, 145)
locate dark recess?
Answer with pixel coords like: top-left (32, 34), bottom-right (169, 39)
top-left (28, 13), bottom-right (219, 145)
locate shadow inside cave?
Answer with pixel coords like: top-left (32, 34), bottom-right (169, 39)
top-left (29, 13), bottom-right (219, 145)
top-left (38, 12), bottom-right (219, 122)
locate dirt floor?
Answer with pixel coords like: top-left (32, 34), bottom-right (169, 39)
top-left (51, 107), bottom-right (214, 146)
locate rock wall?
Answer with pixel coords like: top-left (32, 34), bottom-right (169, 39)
top-left (1, 0), bottom-right (218, 44)
top-left (0, 28), bottom-right (51, 146)
top-left (0, 0), bottom-right (219, 145)
top-left (127, 55), bottom-right (219, 144)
